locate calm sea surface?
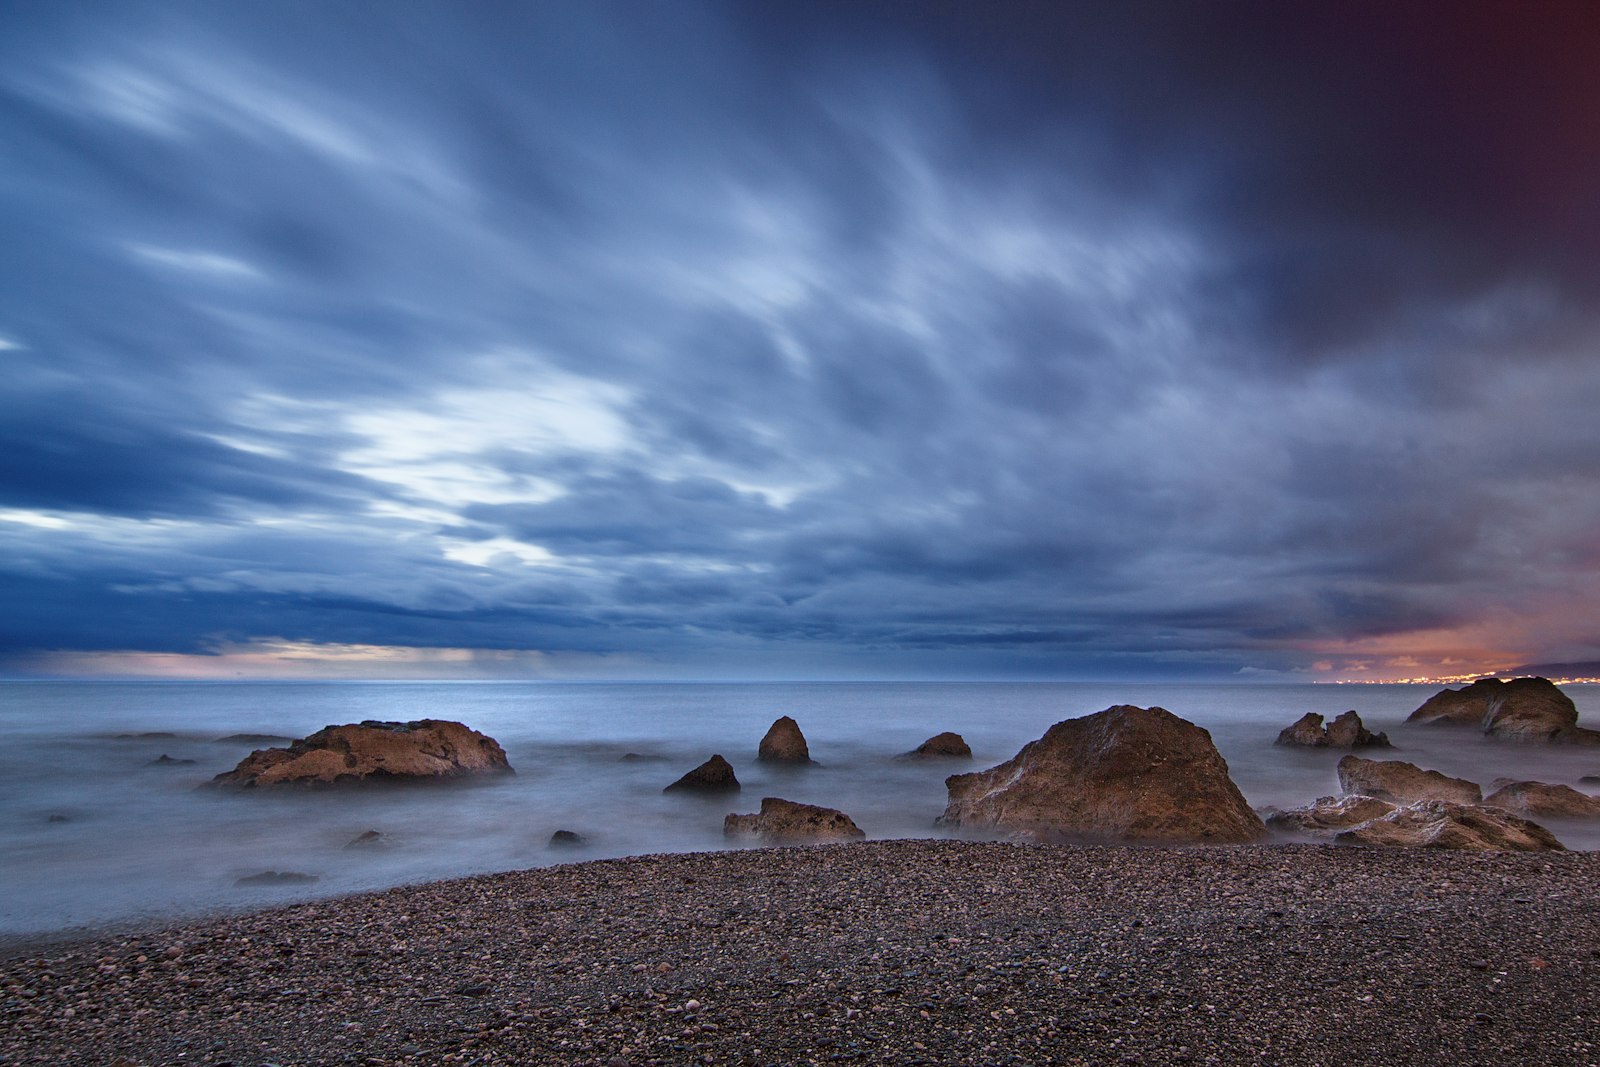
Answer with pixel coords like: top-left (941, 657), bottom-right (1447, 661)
top-left (4, 680), bottom-right (1599, 939)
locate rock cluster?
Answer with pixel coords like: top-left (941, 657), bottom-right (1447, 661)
top-left (208, 720), bottom-right (513, 788)
top-left (723, 797), bottom-right (865, 843)
top-left (757, 716), bottom-right (813, 763)
top-left (1335, 755), bottom-right (1481, 805)
top-left (664, 755), bottom-right (740, 794)
top-left (1274, 711), bottom-right (1389, 748)
top-left (1407, 676), bottom-right (1600, 743)
top-left (939, 705), bottom-right (1266, 843)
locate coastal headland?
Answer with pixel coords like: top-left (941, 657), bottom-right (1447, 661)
top-left (4, 839), bottom-right (1598, 1066)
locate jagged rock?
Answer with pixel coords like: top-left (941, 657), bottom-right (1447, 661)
top-left (899, 732), bottom-right (973, 759)
top-left (149, 754), bottom-right (197, 766)
top-left (235, 871), bottom-right (320, 886)
top-left (1336, 755), bottom-right (1480, 805)
top-left (549, 830), bottom-right (587, 847)
top-left (1483, 779), bottom-right (1600, 819)
top-left (664, 754), bottom-right (741, 793)
top-left (208, 720), bottom-right (513, 788)
top-left (938, 706), bottom-right (1266, 843)
top-left (724, 797), bottom-right (865, 843)
top-left (1335, 800), bottom-right (1565, 851)
top-left (344, 830), bottom-right (385, 849)
top-left (1407, 676), bottom-right (1600, 742)
top-left (1267, 795), bottom-right (1397, 835)
top-left (1325, 711), bottom-right (1390, 747)
top-left (757, 716), bottom-right (812, 763)
top-left (1275, 713), bottom-right (1329, 747)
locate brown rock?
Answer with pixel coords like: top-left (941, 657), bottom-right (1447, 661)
top-left (1483, 779), bottom-right (1600, 819)
top-left (1325, 710), bottom-right (1390, 748)
top-left (899, 732), bottom-right (973, 759)
top-left (1336, 755), bottom-right (1480, 805)
top-left (1275, 713), bottom-right (1328, 747)
top-left (1407, 676), bottom-right (1593, 742)
top-left (757, 716), bottom-right (812, 763)
top-left (1267, 794), bottom-right (1397, 835)
top-left (938, 705), bottom-right (1266, 843)
top-left (208, 720), bottom-right (513, 788)
top-left (344, 829), bottom-right (385, 848)
top-left (723, 797), bottom-right (865, 843)
top-left (664, 754), bottom-right (741, 793)
top-left (1335, 800), bottom-right (1565, 851)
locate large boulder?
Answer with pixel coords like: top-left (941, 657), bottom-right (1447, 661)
top-left (664, 754), bottom-right (740, 794)
top-left (757, 716), bottom-right (813, 763)
top-left (1266, 795), bottom-right (1397, 835)
top-left (1335, 800), bottom-right (1565, 851)
top-left (1407, 677), bottom-right (1597, 742)
top-left (723, 797), bottom-right (865, 843)
top-left (1336, 755), bottom-right (1480, 805)
top-left (1483, 779), bottom-right (1600, 819)
top-left (899, 732), bottom-right (973, 760)
top-left (209, 720), bottom-right (512, 788)
top-left (938, 705), bottom-right (1266, 843)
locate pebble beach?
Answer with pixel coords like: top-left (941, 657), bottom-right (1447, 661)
top-left (4, 839), bottom-right (1599, 1066)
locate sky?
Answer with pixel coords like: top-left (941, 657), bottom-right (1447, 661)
top-left (2, 1), bottom-right (1599, 682)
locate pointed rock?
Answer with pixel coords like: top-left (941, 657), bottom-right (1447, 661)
top-left (664, 754), bottom-right (741, 793)
top-left (757, 716), bottom-right (812, 763)
top-left (1275, 713), bottom-right (1329, 747)
top-left (1325, 710), bottom-right (1389, 748)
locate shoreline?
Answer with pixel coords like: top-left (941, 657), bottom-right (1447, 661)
top-left (4, 839), bottom-right (1599, 1065)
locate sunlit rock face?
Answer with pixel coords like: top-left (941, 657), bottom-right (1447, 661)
top-left (939, 705), bottom-right (1266, 843)
top-left (723, 797), bottom-right (864, 843)
top-left (1336, 756), bottom-right (1481, 805)
top-left (1483, 779), bottom-right (1600, 819)
top-left (1407, 677), bottom-right (1598, 742)
top-left (1334, 800), bottom-right (1565, 852)
top-left (209, 720), bottom-right (512, 787)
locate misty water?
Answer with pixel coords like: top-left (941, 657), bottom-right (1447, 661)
top-left (4, 680), bottom-right (1600, 942)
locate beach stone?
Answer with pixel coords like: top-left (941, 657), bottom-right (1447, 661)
top-left (938, 705), bottom-right (1266, 843)
top-left (1483, 779), bottom-right (1600, 819)
top-left (1334, 800), bottom-right (1565, 851)
top-left (757, 716), bottom-right (812, 763)
top-left (1275, 713), bottom-right (1329, 747)
top-left (723, 797), bottom-right (865, 843)
top-left (1407, 676), bottom-right (1599, 742)
top-left (900, 732), bottom-right (973, 759)
top-left (664, 754), bottom-right (741, 794)
top-left (207, 720), bottom-right (513, 788)
top-left (1266, 795), bottom-right (1397, 835)
top-left (1336, 755), bottom-right (1481, 805)
top-left (1325, 710), bottom-right (1390, 748)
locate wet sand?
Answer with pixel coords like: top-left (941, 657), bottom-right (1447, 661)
top-left (3, 839), bottom-right (1598, 1066)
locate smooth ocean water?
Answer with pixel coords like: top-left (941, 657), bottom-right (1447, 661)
top-left (3, 680), bottom-right (1599, 940)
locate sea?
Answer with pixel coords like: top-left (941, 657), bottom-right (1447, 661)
top-left (4, 679), bottom-right (1599, 943)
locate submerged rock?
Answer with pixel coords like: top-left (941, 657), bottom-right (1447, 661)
top-left (344, 830), bottom-right (385, 849)
top-left (208, 720), bottom-right (513, 788)
top-left (939, 705), bottom-right (1266, 843)
top-left (235, 871), bottom-right (320, 886)
top-left (899, 732), bottom-right (973, 760)
top-left (664, 754), bottom-right (741, 794)
top-left (1483, 779), bottom-right (1600, 819)
top-left (1275, 711), bottom-right (1389, 748)
top-left (1335, 800), bottom-right (1565, 851)
top-left (724, 797), bottom-right (865, 843)
top-left (1336, 755), bottom-right (1481, 805)
top-left (1267, 795), bottom-right (1397, 835)
top-left (214, 733), bottom-right (294, 745)
top-left (549, 830), bottom-right (588, 847)
top-left (149, 754), bottom-right (197, 766)
top-left (757, 716), bottom-right (813, 764)
top-left (1407, 677), bottom-right (1599, 742)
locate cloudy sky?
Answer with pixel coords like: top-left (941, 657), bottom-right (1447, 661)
top-left (3, 2), bottom-right (1598, 682)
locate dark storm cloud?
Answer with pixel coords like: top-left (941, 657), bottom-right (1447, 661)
top-left (2, 0), bottom-right (1599, 678)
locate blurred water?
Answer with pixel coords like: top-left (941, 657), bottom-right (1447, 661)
top-left (3, 680), bottom-right (1599, 939)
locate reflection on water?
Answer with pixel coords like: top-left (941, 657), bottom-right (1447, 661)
top-left (2, 680), bottom-right (1598, 937)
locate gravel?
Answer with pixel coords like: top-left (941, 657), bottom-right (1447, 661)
top-left (3, 839), bottom-right (1598, 1066)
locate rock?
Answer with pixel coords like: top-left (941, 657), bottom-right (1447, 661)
top-left (549, 830), bottom-right (587, 847)
top-left (1407, 676), bottom-right (1598, 742)
top-left (214, 733), bottom-right (294, 745)
top-left (664, 754), bottom-right (741, 793)
top-left (1336, 755), bottom-right (1480, 805)
top-left (235, 871), bottom-right (319, 886)
top-left (899, 732), bottom-right (973, 759)
top-left (114, 731), bottom-right (177, 739)
top-left (45, 813), bottom-right (69, 823)
top-left (724, 797), bottom-right (865, 843)
top-left (757, 716), bottom-right (813, 763)
top-left (1325, 710), bottom-right (1390, 748)
top-left (149, 754), bottom-right (197, 766)
top-left (1335, 800), bottom-right (1565, 851)
top-left (1483, 779), bottom-right (1600, 819)
top-left (938, 705), bottom-right (1266, 843)
top-left (619, 752), bottom-right (666, 763)
top-left (1266, 795), bottom-right (1397, 835)
top-left (344, 830), bottom-right (385, 849)
top-left (1275, 713), bottom-right (1328, 747)
top-left (207, 720), bottom-right (513, 788)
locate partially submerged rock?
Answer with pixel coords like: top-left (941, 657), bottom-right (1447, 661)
top-left (1275, 711), bottom-right (1389, 748)
top-left (549, 830), bottom-right (588, 847)
top-left (1275, 713), bottom-right (1329, 747)
top-left (938, 706), bottom-right (1266, 843)
top-left (724, 797), bottom-right (865, 843)
top-left (757, 716), bottom-right (813, 763)
top-left (664, 754), bottom-right (740, 794)
top-left (214, 733), bottom-right (294, 745)
top-left (1267, 795), bottom-right (1397, 835)
top-left (899, 732), bottom-right (973, 760)
top-left (1407, 676), bottom-right (1599, 742)
top-left (208, 720), bottom-right (513, 788)
top-left (1483, 779), bottom-right (1600, 819)
top-left (149, 754), bottom-right (197, 766)
top-left (1335, 800), bottom-right (1565, 851)
top-left (1336, 755), bottom-right (1481, 805)
top-left (235, 871), bottom-right (320, 887)
top-left (344, 830), bottom-right (385, 849)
